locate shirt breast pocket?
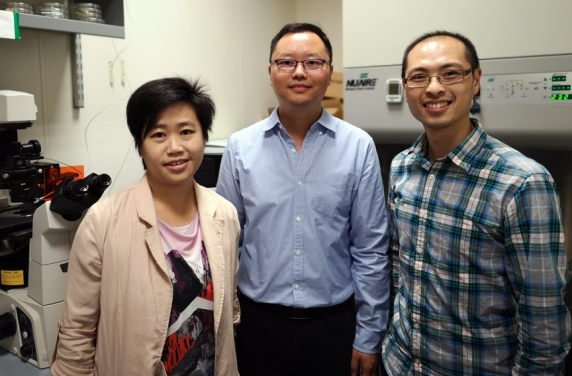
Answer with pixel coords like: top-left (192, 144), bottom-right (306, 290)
top-left (311, 174), bottom-right (354, 217)
top-left (392, 197), bottom-right (415, 247)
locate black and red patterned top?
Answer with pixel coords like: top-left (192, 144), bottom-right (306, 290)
top-left (158, 213), bottom-right (215, 376)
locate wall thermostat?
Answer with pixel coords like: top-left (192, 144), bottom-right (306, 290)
top-left (385, 79), bottom-right (403, 103)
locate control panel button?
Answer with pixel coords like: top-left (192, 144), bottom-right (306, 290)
top-left (20, 343), bottom-right (34, 358)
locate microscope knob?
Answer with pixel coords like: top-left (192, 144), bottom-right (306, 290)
top-left (20, 342), bottom-right (34, 358)
top-left (0, 312), bottom-right (17, 341)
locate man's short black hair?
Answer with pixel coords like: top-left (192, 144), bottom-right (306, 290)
top-left (126, 77), bottom-right (215, 169)
top-left (401, 31), bottom-right (480, 79)
top-left (269, 23), bottom-right (333, 64)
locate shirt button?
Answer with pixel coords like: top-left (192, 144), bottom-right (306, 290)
top-left (414, 285), bottom-right (421, 292)
top-left (295, 284), bottom-right (300, 290)
top-left (296, 216), bottom-right (301, 222)
top-left (296, 250), bottom-right (301, 256)
top-left (413, 323), bottom-right (420, 329)
top-left (417, 248), bottom-right (423, 254)
top-left (414, 358), bottom-right (421, 365)
top-left (298, 181), bottom-right (302, 186)
top-left (319, 131), bottom-right (323, 135)
top-left (429, 174), bottom-right (435, 180)
top-left (420, 209), bottom-right (427, 219)
top-left (291, 148), bottom-right (296, 154)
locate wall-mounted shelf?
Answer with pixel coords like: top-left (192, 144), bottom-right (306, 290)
top-left (19, 13), bottom-right (124, 39)
top-left (12, 1), bottom-right (126, 108)
top-left (16, 0), bottom-right (125, 39)
top-left (2, 1), bottom-right (124, 107)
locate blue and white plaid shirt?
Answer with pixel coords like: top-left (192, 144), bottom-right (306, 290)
top-left (382, 121), bottom-right (571, 375)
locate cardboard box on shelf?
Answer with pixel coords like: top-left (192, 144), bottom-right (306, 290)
top-left (321, 97), bottom-right (342, 109)
top-left (322, 96), bottom-right (343, 120)
top-left (325, 71), bottom-right (343, 99)
top-left (325, 107), bottom-right (343, 120)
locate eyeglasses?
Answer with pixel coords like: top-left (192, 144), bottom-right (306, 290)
top-left (272, 59), bottom-right (331, 72)
top-left (404, 69), bottom-right (473, 88)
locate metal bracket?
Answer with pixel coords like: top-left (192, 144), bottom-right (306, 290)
top-left (71, 34), bottom-right (84, 108)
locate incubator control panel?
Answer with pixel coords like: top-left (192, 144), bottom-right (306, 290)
top-left (481, 72), bottom-right (571, 105)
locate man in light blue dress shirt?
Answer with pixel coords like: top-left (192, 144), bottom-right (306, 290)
top-left (216, 23), bottom-right (390, 376)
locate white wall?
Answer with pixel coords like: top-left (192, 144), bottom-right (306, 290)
top-left (296, 0), bottom-right (343, 67)
top-left (0, 0), bottom-right (346, 195)
top-left (0, 0), bottom-right (296, 194)
top-left (343, 0), bottom-right (572, 68)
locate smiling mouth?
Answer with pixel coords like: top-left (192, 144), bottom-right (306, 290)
top-left (166, 160), bottom-right (188, 166)
top-left (424, 101), bottom-right (451, 109)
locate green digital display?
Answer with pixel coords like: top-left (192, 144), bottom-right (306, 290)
top-left (552, 85), bottom-right (571, 91)
top-left (551, 94), bottom-right (571, 100)
top-left (552, 76), bottom-right (566, 82)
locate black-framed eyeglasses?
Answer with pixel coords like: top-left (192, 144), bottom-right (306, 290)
top-left (272, 59), bottom-right (331, 72)
top-left (404, 69), bottom-right (473, 88)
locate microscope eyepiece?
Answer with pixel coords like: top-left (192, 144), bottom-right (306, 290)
top-left (50, 173), bottom-right (112, 221)
top-left (65, 179), bottom-right (88, 199)
top-left (86, 173), bottom-right (111, 194)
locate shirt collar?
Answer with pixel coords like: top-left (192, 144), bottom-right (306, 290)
top-left (409, 119), bottom-right (487, 172)
top-left (261, 107), bottom-right (338, 133)
top-left (316, 108), bottom-right (337, 132)
top-left (261, 107), bottom-right (282, 131)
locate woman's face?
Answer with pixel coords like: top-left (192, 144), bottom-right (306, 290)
top-left (139, 102), bottom-right (206, 188)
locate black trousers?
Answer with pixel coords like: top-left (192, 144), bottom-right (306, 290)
top-left (235, 293), bottom-right (356, 376)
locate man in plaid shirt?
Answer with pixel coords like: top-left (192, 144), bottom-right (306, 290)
top-left (382, 31), bottom-right (571, 375)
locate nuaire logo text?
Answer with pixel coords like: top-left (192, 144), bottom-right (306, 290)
top-left (346, 73), bottom-right (377, 91)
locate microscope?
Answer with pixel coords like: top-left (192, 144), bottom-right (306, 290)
top-left (0, 91), bottom-right (111, 368)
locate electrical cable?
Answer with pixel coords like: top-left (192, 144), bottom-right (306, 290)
top-left (104, 39), bottom-right (135, 197)
top-left (41, 157), bottom-right (84, 175)
top-left (83, 42), bottom-right (131, 173)
top-left (125, 0), bottom-right (135, 27)
top-left (33, 191), bottom-right (52, 205)
top-left (48, 8), bottom-right (135, 197)
top-left (106, 141), bottom-right (132, 197)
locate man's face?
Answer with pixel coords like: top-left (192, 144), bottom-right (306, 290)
top-left (268, 31), bottom-right (333, 109)
top-left (403, 36), bottom-right (481, 131)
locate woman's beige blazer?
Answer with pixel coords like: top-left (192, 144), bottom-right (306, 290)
top-left (51, 175), bottom-right (240, 376)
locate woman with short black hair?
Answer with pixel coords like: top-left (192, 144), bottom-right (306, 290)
top-left (51, 77), bottom-right (240, 376)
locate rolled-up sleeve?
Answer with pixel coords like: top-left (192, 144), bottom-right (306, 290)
top-left (349, 139), bottom-right (391, 354)
top-left (504, 174), bottom-right (572, 375)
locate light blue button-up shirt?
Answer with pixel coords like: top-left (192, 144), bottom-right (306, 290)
top-left (216, 108), bottom-right (390, 353)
